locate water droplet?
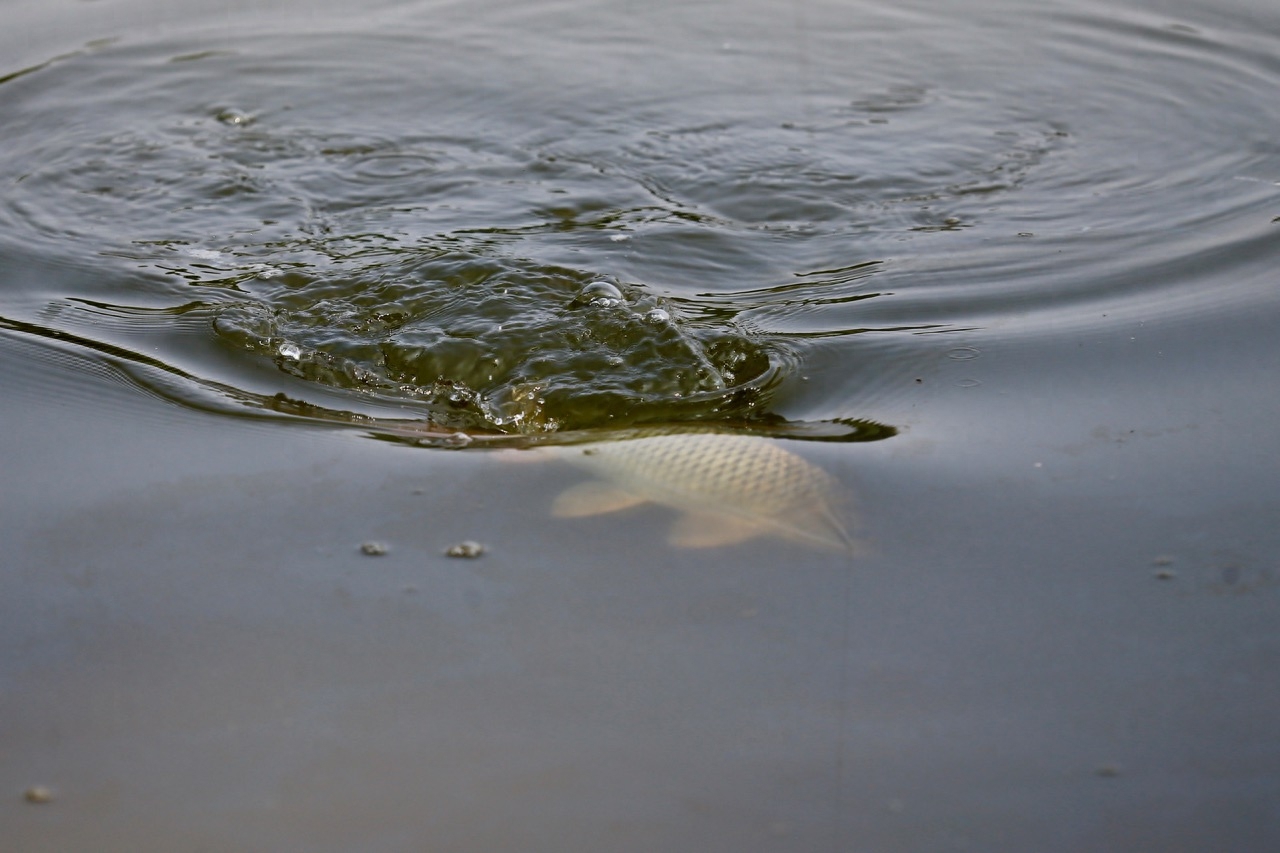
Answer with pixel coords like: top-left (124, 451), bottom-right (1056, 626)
top-left (360, 541), bottom-right (389, 556)
top-left (946, 346), bottom-right (981, 360)
top-left (610, 234), bottom-right (630, 242)
top-left (278, 343), bottom-right (302, 360)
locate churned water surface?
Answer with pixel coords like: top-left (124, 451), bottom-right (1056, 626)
top-left (3, 0), bottom-right (1273, 437)
top-left (2, 0), bottom-right (1279, 849)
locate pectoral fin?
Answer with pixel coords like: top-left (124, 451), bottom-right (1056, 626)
top-left (667, 511), bottom-right (763, 548)
top-left (773, 505), bottom-right (859, 554)
top-left (551, 480), bottom-right (649, 518)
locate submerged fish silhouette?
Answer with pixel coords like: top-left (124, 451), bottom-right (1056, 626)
top-left (549, 432), bottom-right (856, 553)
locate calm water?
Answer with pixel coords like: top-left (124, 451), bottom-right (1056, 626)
top-left (2, 0), bottom-right (1279, 849)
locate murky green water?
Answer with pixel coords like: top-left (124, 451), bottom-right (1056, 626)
top-left (2, 0), bottom-right (1279, 849)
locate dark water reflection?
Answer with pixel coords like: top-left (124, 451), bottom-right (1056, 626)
top-left (2, 0), bottom-right (1279, 849)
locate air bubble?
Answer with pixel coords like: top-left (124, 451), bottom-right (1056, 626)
top-left (583, 281), bottom-right (621, 298)
top-left (581, 280), bottom-right (623, 307)
top-left (278, 343), bottom-right (302, 360)
top-left (250, 263), bottom-right (281, 280)
top-left (442, 431), bottom-right (473, 448)
top-left (216, 109), bottom-right (253, 126)
top-left (645, 308), bottom-right (671, 324)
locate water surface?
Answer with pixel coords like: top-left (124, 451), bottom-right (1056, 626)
top-left (2, 0), bottom-right (1278, 849)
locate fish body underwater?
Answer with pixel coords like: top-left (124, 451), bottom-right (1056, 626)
top-left (548, 432), bottom-right (856, 553)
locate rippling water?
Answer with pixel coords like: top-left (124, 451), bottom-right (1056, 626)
top-left (5, 0), bottom-right (1274, 439)
top-left (3, 0), bottom-right (1279, 848)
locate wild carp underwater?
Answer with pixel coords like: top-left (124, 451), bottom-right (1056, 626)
top-left (375, 417), bottom-right (873, 553)
top-left (544, 432), bottom-right (857, 554)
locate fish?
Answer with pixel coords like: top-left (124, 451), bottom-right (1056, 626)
top-left (547, 432), bottom-right (857, 553)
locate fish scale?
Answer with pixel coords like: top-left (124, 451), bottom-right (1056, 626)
top-left (551, 432), bottom-right (855, 552)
